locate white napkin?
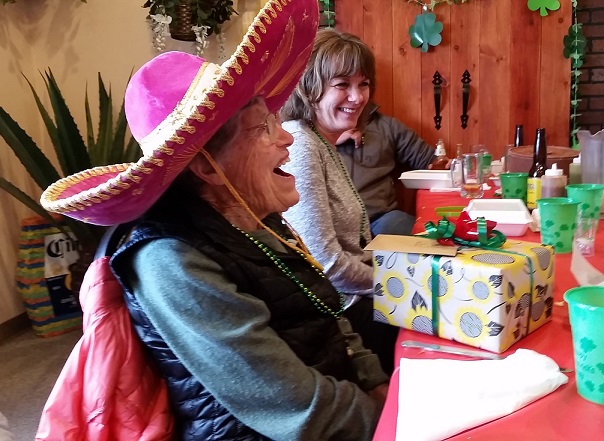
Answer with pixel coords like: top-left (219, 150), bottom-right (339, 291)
top-left (395, 349), bottom-right (568, 441)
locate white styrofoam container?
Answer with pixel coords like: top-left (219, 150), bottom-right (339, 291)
top-left (399, 170), bottom-right (453, 189)
top-left (465, 199), bottom-right (532, 237)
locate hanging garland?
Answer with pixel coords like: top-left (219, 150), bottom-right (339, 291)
top-left (319, 0), bottom-right (335, 28)
top-left (563, 0), bottom-right (585, 148)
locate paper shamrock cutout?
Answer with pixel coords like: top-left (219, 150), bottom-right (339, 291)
top-left (409, 12), bottom-right (443, 52)
top-left (527, 0), bottom-right (561, 17)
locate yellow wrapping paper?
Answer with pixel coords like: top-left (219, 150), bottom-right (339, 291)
top-left (372, 240), bottom-right (555, 353)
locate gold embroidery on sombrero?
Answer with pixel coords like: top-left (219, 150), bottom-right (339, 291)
top-left (266, 3), bottom-right (278, 18)
top-left (239, 52), bottom-right (250, 65)
top-left (145, 158), bottom-right (164, 167)
top-left (205, 85), bottom-right (225, 98)
top-left (266, 42), bottom-right (312, 98)
top-left (255, 16), bottom-right (294, 93)
top-left (157, 146), bottom-right (174, 155)
top-left (180, 123), bottom-right (196, 134)
top-left (248, 30), bottom-right (261, 45)
top-left (190, 110), bottom-right (206, 123)
top-left (230, 60), bottom-right (243, 75)
top-left (257, 11), bottom-right (271, 26)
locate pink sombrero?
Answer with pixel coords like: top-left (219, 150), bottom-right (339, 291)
top-left (41, 0), bottom-right (318, 226)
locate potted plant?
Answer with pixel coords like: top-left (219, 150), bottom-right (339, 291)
top-left (143, 0), bottom-right (238, 54)
top-left (0, 71), bottom-right (142, 289)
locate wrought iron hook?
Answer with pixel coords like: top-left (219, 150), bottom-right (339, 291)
top-left (433, 71), bottom-right (443, 130)
top-left (461, 70), bottom-right (472, 129)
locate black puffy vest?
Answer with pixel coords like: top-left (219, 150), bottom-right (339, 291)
top-left (110, 196), bottom-right (356, 440)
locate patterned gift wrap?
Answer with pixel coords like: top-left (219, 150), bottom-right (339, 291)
top-left (16, 216), bottom-right (82, 337)
top-left (372, 241), bottom-right (555, 353)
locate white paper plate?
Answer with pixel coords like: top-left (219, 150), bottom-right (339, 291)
top-left (399, 170), bottom-right (453, 189)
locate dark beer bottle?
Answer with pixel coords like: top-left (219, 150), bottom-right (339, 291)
top-left (514, 124), bottom-right (524, 147)
top-left (526, 128), bottom-right (547, 209)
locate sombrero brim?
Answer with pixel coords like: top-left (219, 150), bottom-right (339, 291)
top-left (41, 0), bottom-right (319, 226)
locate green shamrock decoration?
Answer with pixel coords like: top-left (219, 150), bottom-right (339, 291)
top-left (527, 0), bottom-right (560, 17)
top-left (409, 12), bottom-right (443, 52)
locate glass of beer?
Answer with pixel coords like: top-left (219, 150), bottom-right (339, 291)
top-left (460, 153), bottom-right (484, 199)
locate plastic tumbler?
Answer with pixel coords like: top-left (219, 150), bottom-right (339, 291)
top-left (537, 197), bottom-right (579, 254)
top-left (500, 172), bottom-right (528, 203)
top-left (566, 184), bottom-right (604, 220)
top-left (563, 286), bottom-right (604, 405)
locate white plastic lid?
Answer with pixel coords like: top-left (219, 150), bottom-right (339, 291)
top-left (572, 154), bottom-right (581, 164)
top-left (545, 163), bottom-right (564, 176)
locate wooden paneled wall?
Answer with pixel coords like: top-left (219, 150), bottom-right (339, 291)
top-left (335, 0), bottom-right (571, 161)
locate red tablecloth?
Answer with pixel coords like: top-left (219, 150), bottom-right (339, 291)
top-left (373, 190), bottom-right (604, 441)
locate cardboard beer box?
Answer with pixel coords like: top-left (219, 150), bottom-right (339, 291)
top-left (366, 235), bottom-right (555, 353)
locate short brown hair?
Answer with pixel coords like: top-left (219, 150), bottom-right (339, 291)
top-left (281, 28), bottom-right (376, 123)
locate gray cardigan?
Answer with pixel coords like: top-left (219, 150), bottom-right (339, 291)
top-left (282, 120), bottom-right (374, 305)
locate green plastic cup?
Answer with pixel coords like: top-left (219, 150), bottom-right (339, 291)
top-left (537, 197), bottom-right (579, 254)
top-left (499, 172), bottom-right (528, 202)
top-left (566, 184), bottom-right (604, 221)
top-left (563, 286), bottom-right (604, 405)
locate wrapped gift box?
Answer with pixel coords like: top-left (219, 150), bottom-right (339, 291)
top-left (367, 235), bottom-right (555, 353)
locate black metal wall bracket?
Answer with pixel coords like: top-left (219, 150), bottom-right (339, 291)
top-left (461, 70), bottom-right (471, 129)
top-left (433, 71), bottom-right (443, 130)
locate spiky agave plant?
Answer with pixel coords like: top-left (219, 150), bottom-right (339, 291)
top-left (0, 70), bottom-right (141, 246)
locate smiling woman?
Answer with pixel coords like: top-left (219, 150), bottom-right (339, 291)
top-left (281, 28), bottom-right (399, 376)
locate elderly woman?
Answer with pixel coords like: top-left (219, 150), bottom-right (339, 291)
top-left (280, 29), bottom-right (398, 375)
top-left (39, 2), bottom-right (388, 440)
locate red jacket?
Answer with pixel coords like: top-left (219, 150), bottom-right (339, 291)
top-left (36, 256), bottom-right (173, 440)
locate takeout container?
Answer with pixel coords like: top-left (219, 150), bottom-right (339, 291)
top-left (399, 170), bottom-right (453, 189)
top-left (465, 199), bottom-right (532, 237)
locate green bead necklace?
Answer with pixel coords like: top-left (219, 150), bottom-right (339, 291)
top-left (234, 226), bottom-right (345, 319)
top-left (309, 123), bottom-right (368, 245)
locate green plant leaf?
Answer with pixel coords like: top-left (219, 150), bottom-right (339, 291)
top-left (409, 12), bottom-right (443, 52)
top-left (44, 70), bottom-right (92, 175)
top-left (527, 0), bottom-right (560, 17)
top-left (0, 177), bottom-right (58, 223)
top-left (0, 107), bottom-right (61, 189)
top-left (0, 70), bottom-right (141, 248)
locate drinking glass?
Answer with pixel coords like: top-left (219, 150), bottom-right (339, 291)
top-left (460, 153), bottom-right (484, 199)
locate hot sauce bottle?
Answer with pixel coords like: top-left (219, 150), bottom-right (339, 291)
top-left (527, 128), bottom-right (547, 209)
top-left (431, 139), bottom-right (449, 170)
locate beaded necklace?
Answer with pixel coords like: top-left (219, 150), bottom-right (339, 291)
top-left (234, 226), bottom-right (345, 318)
top-left (199, 148), bottom-right (323, 271)
top-left (309, 123), bottom-right (368, 246)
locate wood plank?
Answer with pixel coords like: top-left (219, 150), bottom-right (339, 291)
top-left (539, 1), bottom-right (572, 147)
top-left (391, 0), bottom-right (423, 134)
top-left (477, 0), bottom-right (511, 161)
top-left (363, 0), bottom-right (394, 116)
top-left (334, 0), bottom-right (363, 38)
top-left (509, 4), bottom-right (542, 148)
top-left (450, 1), bottom-right (481, 152)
